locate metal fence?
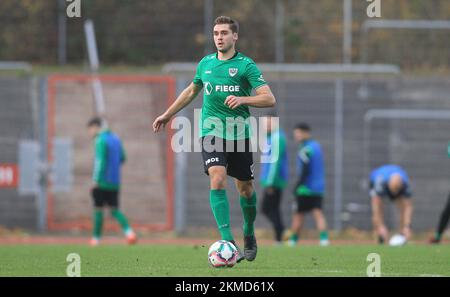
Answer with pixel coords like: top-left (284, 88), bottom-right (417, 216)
top-left (0, 75), bottom-right (38, 229)
top-left (46, 75), bottom-right (175, 231)
top-left (166, 65), bottom-right (450, 233)
top-left (1, 71), bottom-right (450, 233)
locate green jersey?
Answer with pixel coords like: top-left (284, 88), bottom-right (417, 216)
top-left (193, 52), bottom-right (267, 140)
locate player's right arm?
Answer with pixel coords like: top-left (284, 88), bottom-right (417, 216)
top-left (400, 198), bottom-right (413, 238)
top-left (120, 140), bottom-right (126, 164)
top-left (93, 136), bottom-right (107, 186)
top-left (293, 146), bottom-right (311, 194)
top-left (152, 82), bottom-right (202, 132)
top-left (266, 132), bottom-right (286, 185)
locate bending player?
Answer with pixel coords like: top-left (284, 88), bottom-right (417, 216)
top-left (369, 164), bottom-right (413, 244)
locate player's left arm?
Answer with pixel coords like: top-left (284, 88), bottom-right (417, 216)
top-left (225, 62), bottom-right (275, 109)
top-left (225, 85), bottom-right (275, 109)
top-left (293, 147), bottom-right (311, 194)
top-left (120, 141), bottom-right (127, 164)
top-left (401, 198), bottom-right (413, 238)
top-left (92, 137), bottom-right (107, 187)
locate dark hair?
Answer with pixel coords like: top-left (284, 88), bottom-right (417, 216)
top-left (294, 122), bottom-right (311, 132)
top-left (87, 117), bottom-right (103, 128)
top-left (214, 16), bottom-right (239, 33)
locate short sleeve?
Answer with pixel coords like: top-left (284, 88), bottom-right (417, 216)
top-left (373, 175), bottom-right (386, 195)
top-left (120, 141), bottom-right (126, 163)
top-left (192, 62), bottom-right (203, 87)
top-left (298, 146), bottom-right (312, 164)
top-left (245, 62), bottom-right (267, 90)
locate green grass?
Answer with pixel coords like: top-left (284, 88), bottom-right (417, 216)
top-left (0, 244), bottom-right (449, 277)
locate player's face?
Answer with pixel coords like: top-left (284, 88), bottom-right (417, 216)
top-left (213, 24), bottom-right (237, 53)
top-left (388, 174), bottom-right (403, 196)
top-left (88, 126), bottom-right (99, 139)
top-left (293, 129), bottom-right (308, 143)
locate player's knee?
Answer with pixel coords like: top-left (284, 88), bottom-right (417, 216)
top-left (238, 184), bottom-right (254, 198)
top-left (210, 174), bottom-right (226, 189)
top-left (312, 209), bottom-right (323, 217)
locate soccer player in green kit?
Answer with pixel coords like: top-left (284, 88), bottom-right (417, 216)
top-left (153, 16), bottom-right (276, 262)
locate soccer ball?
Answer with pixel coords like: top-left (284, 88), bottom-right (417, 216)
top-left (389, 234), bottom-right (407, 246)
top-left (208, 240), bottom-right (238, 268)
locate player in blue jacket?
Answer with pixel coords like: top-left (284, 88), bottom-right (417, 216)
top-left (287, 123), bottom-right (329, 246)
top-left (369, 164), bottom-right (413, 244)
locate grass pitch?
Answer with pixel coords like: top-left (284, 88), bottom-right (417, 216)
top-left (0, 244), bottom-right (448, 277)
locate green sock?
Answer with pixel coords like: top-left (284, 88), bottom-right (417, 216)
top-left (93, 209), bottom-right (103, 239)
top-left (111, 209), bottom-right (132, 234)
top-left (210, 189), bottom-right (234, 241)
top-left (320, 230), bottom-right (329, 241)
top-left (435, 232), bottom-right (441, 241)
top-left (240, 191), bottom-right (257, 237)
top-left (289, 233), bottom-right (298, 242)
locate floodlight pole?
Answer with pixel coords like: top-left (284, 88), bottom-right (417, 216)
top-left (84, 20), bottom-right (105, 116)
top-left (334, 79), bottom-right (344, 230)
top-left (204, 0), bottom-right (214, 55)
top-left (343, 0), bottom-right (352, 64)
top-left (57, 0), bottom-right (67, 65)
top-left (275, 0), bottom-right (285, 63)
top-left (38, 78), bottom-right (48, 232)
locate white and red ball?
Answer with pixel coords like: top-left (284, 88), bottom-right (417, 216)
top-left (208, 240), bottom-right (238, 268)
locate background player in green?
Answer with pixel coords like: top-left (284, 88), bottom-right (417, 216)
top-left (87, 117), bottom-right (137, 246)
top-left (260, 112), bottom-right (288, 244)
top-left (369, 164), bottom-right (413, 245)
top-left (153, 16), bottom-right (276, 262)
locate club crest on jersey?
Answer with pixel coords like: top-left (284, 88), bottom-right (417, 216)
top-left (228, 68), bottom-right (238, 77)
